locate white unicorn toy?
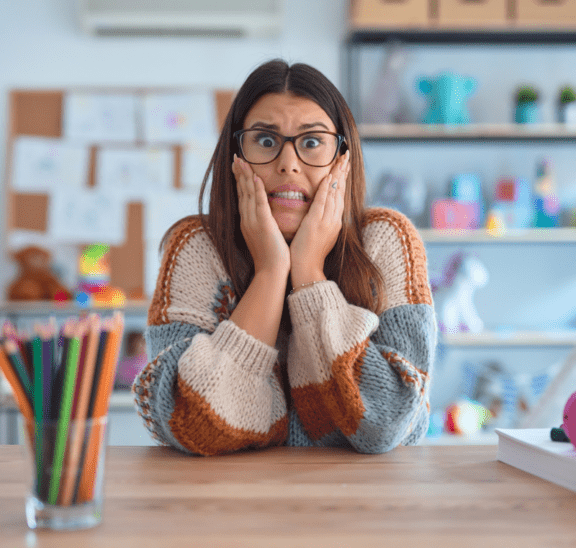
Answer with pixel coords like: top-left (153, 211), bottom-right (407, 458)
top-left (432, 252), bottom-right (489, 334)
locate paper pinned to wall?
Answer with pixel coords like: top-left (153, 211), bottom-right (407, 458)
top-left (97, 147), bottom-right (174, 198)
top-left (48, 188), bottom-right (127, 245)
top-left (144, 190), bottom-right (199, 297)
top-left (143, 92), bottom-right (219, 145)
top-left (182, 137), bottom-right (218, 191)
top-left (64, 93), bottom-right (138, 142)
top-left (11, 137), bottom-right (89, 191)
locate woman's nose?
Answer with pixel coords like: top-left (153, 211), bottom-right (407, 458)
top-left (276, 141), bottom-right (301, 173)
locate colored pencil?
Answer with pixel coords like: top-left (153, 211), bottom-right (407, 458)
top-left (77, 313), bottom-right (123, 502)
top-left (2, 313), bottom-right (124, 506)
top-left (3, 339), bottom-right (32, 399)
top-left (59, 315), bottom-right (101, 506)
top-left (32, 332), bottom-right (44, 489)
top-left (48, 322), bottom-right (82, 505)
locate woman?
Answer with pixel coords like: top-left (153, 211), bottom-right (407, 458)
top-left (133, 59), bottom-right (436, 456)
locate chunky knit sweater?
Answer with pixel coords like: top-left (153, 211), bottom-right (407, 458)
top-left (133, 207), bottom-right (437, 456)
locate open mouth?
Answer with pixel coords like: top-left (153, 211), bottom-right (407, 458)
top-left (268, 191), bottom-right (308, 202)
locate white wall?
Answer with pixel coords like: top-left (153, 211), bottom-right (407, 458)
top-left (0, 0), bottom-right (349, 293)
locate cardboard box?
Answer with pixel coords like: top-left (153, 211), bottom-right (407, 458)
top-left (515, 0), bottom-right (576, 27)
top-left (436, 0), bottom-right (509, 27)
top-left (350, 0), bottom-right (430, 29)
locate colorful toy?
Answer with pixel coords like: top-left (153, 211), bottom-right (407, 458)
top-left (7, 246), bottom-right (71, 301)
top-left (432, 252), bottom-right (488, 334)
top-left (431, 199), bottom-right (476, 229)
top-left (417, 72), bottom-right (477, 125)
top-left (450, 173), bottom-right (484, 228)
top-left (372, 172), bottom-right (427, 223)
top-left (444, 399), bottom-right (491, 435)
top-left (487, 177), bottom-right (533, 230)
top-left (77, 244), bottom-right (125, 308)
top-left (563, 391), bottom-right (576, 449)
top-left (532, 159), bottom-right (560, 228)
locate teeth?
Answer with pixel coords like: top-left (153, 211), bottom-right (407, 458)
top-left (270, 191), bottom-right (306, 201)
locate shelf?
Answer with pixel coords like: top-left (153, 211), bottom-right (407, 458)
top-left (0, 300), bottom-right (150, 317)
top-left (347, 28), bottom-right (576, 45)
top-left (419, 228), bottom-right (576, 243)
top-left (441, 330), bottom-right (576, 347)
top-left (359, 123), bottom-right (576, 142)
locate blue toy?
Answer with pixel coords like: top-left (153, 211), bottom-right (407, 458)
top-left (417, 72), bottom-right (477, 125)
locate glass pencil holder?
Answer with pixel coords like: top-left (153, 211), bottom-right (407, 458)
top-left (23, 416), bottom-right (109, 530)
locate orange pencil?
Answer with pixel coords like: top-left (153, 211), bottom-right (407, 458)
top-left (0, 347), bottom-right (35, 446)
top-left (59, 315), bottom-right (101, 506)
top-left (76, 312), bottom-right (124, 502)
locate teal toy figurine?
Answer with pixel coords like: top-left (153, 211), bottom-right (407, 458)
top-left (417, 72), bottom-right (477, 125)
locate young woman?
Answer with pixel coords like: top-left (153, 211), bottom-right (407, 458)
top-left (133, 59), bottom-right (437, 456)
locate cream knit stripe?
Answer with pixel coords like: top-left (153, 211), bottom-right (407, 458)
top-left (166, 231), bottom-right (233, 330)
top-left (177, 320), bottom-right (286, 434)
top-left (288, 281), bottom-right (379, 389)
top-left (161, 225), bottom-right (203, 324)
top-left (363, 217), bottom-right (412, 310)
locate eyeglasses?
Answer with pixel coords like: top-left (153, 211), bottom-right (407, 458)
top-left (234, 128), bottom-right (346, 167)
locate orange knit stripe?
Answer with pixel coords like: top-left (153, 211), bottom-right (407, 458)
top-left (169, 375), bottom-right (288, 456)
top-left (148, 216), bottom-right (205, 326)
top-left (381, 349), bottom-right (430, 396)
top-left (291, 338), bottom-right (369, 441)
top-left (363, 208), bottom-right (432, 306)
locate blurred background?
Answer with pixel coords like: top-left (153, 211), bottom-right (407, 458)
top-left (1, 0), bottom-right (575, 445)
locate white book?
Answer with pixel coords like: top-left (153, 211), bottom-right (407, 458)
top-left (496, 428), bottom-right (576, 493)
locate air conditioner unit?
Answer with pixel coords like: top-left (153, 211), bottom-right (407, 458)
top-left (78, 0), bottom-right (283, 37)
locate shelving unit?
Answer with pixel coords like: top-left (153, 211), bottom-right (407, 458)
top-left (344, 26), bottom-right (576, 440)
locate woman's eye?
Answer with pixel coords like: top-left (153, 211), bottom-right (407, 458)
top-left (301, 136), bottom-right (322, 149)
top-left (255, 133), bottom-right (278, 148)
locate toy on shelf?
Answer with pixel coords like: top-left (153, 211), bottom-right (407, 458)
top-left (486, 177), bottom-right (533, 231)
top-left (364, 42), bottom-right (410, 124)
top-left (371, 171), bottom-right (427, 224)
top-left (450, 173), bottom-right (484, 228)
top-left (77, 244), bottom-right (125, 308)
top-left (444, 399), bottom-right (491, 435)
top-left (532, 159), bottom-right (560, 228)
top-left (417, 72), bottom-right (477, 125)
top-left (563, 391), bottom-right (576, 449)
top-left (432, 252), bottom-right (488, 334)
top-left (7, 246), bottom-right (71, 302)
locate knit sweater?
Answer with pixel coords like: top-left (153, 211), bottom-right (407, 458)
top-left (133, 207), bottom-right (437, 456)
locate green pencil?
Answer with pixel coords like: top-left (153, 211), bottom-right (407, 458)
top-left (48, 323), bottom-right (81, 505)
top-left (32, 334), bottom-right (43, 493)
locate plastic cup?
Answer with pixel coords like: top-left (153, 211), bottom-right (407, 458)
top-left (23, 416), bottom-right (109, 530)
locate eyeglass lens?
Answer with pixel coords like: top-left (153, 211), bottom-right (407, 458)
top-left (239, 130), bottom-right (339, 167)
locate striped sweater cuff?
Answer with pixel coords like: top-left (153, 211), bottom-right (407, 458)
top-left (212, 320), bottom-right (279, 377)
top-left (288, 280), bottom-right (347, 324)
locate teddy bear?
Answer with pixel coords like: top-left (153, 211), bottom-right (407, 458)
top-left (7, 246), bottom-right (71, 301)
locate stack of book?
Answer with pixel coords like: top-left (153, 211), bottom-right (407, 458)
top-left (496, 428), bottom-right (576, 492)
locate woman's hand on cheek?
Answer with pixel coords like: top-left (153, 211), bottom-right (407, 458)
top-left (232, 155), bottom-right (291, 276)
top-left (289, 151), bottom-right (350, 284)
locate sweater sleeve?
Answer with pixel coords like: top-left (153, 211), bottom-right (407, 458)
top-left (132, 218), bottom-right (288, 455)
top-left (287, 208), bottom-right (437, 453)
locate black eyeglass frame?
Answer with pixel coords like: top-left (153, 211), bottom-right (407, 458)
top-left (233, 128), bottom-right (347, 167)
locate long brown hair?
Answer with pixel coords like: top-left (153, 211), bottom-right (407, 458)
top-left (163, 59), bottom-right (385, 327)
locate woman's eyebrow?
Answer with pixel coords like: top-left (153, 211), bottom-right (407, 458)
top-left (247, 121), bottom-right (331, 131)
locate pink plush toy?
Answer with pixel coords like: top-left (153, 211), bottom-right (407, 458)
top-left (563, 391), bottom-right (576, 449)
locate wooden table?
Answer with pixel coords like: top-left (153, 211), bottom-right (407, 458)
top-left (1, 444), bottom-right (574, 548)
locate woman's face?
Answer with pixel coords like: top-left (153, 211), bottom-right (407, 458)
top-left (241, 92), bottom-right (340, 241)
